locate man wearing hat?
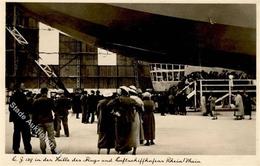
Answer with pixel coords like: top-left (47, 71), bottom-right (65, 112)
top-left (54, 89), bottom-right (71, 137)
top-left (71, 89), bottom-right (82, 119)
top-left (95, 90), bottom-right (104, 117)
top-left (97, 90), bottom-right (115, 154)
top-left (86, 90), bottom-right (97, 123)
top-left (81, 90), bottom-right (88, 123)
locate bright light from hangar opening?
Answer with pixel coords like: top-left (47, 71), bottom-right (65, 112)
top-left (98, 48), bottom-right (117, 66)
top-left (39, 22), bottom-right (59, 65)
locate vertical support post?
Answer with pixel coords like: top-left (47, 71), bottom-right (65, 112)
top-left (228, 81), bottom-right (232, 107)
top-left (13, 5), bottom-right (17, 79)
top-left (200, 80), bottom-right (203, 103)
top-left (37, 69), bottom-right (40, 88)
top-left (116, 57), bottom-right (119, 89)
top-left (194, 81), bottom-right (197, 111)
top-left (76, 42), bottom-right (81, 89)
top-left (97, 65), bottom-right (100, 89)
top-left (133, 59), bottom-right (139, 88)
top-left (228, 75), bottom-right (234, 108)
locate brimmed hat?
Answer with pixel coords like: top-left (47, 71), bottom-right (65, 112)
top-left (119, 86), bottom-right (130, 94)
top-left (129, 88), bottom-right (137, 95)
top-left (103, 90), bottom-right (113, 97)
top-left (143, 92), bottom-right (152, 98)
top-left (129, 85), bottom-right (138, 95)
top-left (57, 89), bottom-right (64, 94)
top-left (137, 88), bottom-right (143, 94)
top-left (129, 85), bottom-right (137, 91)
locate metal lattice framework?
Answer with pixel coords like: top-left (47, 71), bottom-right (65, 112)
top-left (6, 27), bottom-right (28, 45)
top-left (34, 59), bottom-right (57, 78)
top-left (6, 25), bottom-right (70, 96)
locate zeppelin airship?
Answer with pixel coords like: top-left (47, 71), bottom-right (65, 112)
top-left (16, 3), bottom-right (256, 74)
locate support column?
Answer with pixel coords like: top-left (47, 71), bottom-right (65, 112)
top-left (133, 58), bottom-right (139, 88)
top-left (76, 43), bottom-right (81, 89)
top-left (194, 81), bottom-right (197, 111)
top-left (200, 80), bottom-right (203, 102)
top-left (13, 5), bottom-right (17, 80)
top-left (228, 75), bottom-right (234, 108)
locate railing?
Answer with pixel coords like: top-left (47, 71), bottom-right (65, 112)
top-left (199, 79), bottom-right (256, 107)
top-left (176, 79), bottom-right (256, 111)
top-left (178, 81), bottom-right (197, 111)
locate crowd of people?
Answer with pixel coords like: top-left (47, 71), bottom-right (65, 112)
top-left (147, 84), bottom-right (254, 122)
top-left (151, 91), bottom-right (187, 116)
top-left (201, 90), bottom-right (254, 120)
top-left (7, 81), bottom-right (255, 155)
top-left (9, 83), bottom-right (67, 154)
top-left (185, 70), bottom-right (254, 81)
top-left (8, 83), bottom-right (156, 155)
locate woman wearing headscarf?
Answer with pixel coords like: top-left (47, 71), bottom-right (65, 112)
top-left (142, 92), bottom-right (156, 146)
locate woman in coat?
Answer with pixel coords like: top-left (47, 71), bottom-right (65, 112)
top-left (107, 86), bottom-right (141, 155)
top-left (234, 91), bottom-right (244, 120)
top-left (142, 92), bottom-right (156, 146)
top-left (97, 90), bottom-right (115, 154)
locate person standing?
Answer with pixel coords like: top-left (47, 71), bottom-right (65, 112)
top-left (129, 85), bottom-right (145, 144)
top-left (151, 94), bottom-right (159, 113)
top-left (97, 90), bottom-right (115, 154)
top-left (203, 94), bottom-right (214, 117)
top-left (208, 93), bottom-right (217, 120)
top-left (33, 88), bottom-right (58, 154)
top-left (168, 92), bottom-right (175, 115)
top-left (86, 90), bottom-right (97, 123)
top-left (26, 91), bottom-right (36, 137)
top-left (234, 91), bottom-right (244, 120)
top-left (178, 91), bottom-right (187, 115)
top-left (81, 91), bottom-right (88, 123)
top-left (158, 92), bottom-right (168, 116)
top-left (142, 92), bottom-right (156, 146)
top-left (107, 86), bottom-right (141, 155)
top-left (95, 90), bottom-right (104, 103)
top-left (242, 91), bottom-right (253, 120)
top-left (54, 89), bottom-right (71, 137)
top-left (72, 89), bottom-right (82, 119)
top-left (95, 90), bottom-right (104, 117)
top-left (9, 83), bottom-right (33, 154)
top-left (201, 96), bottom-right (207, 116)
